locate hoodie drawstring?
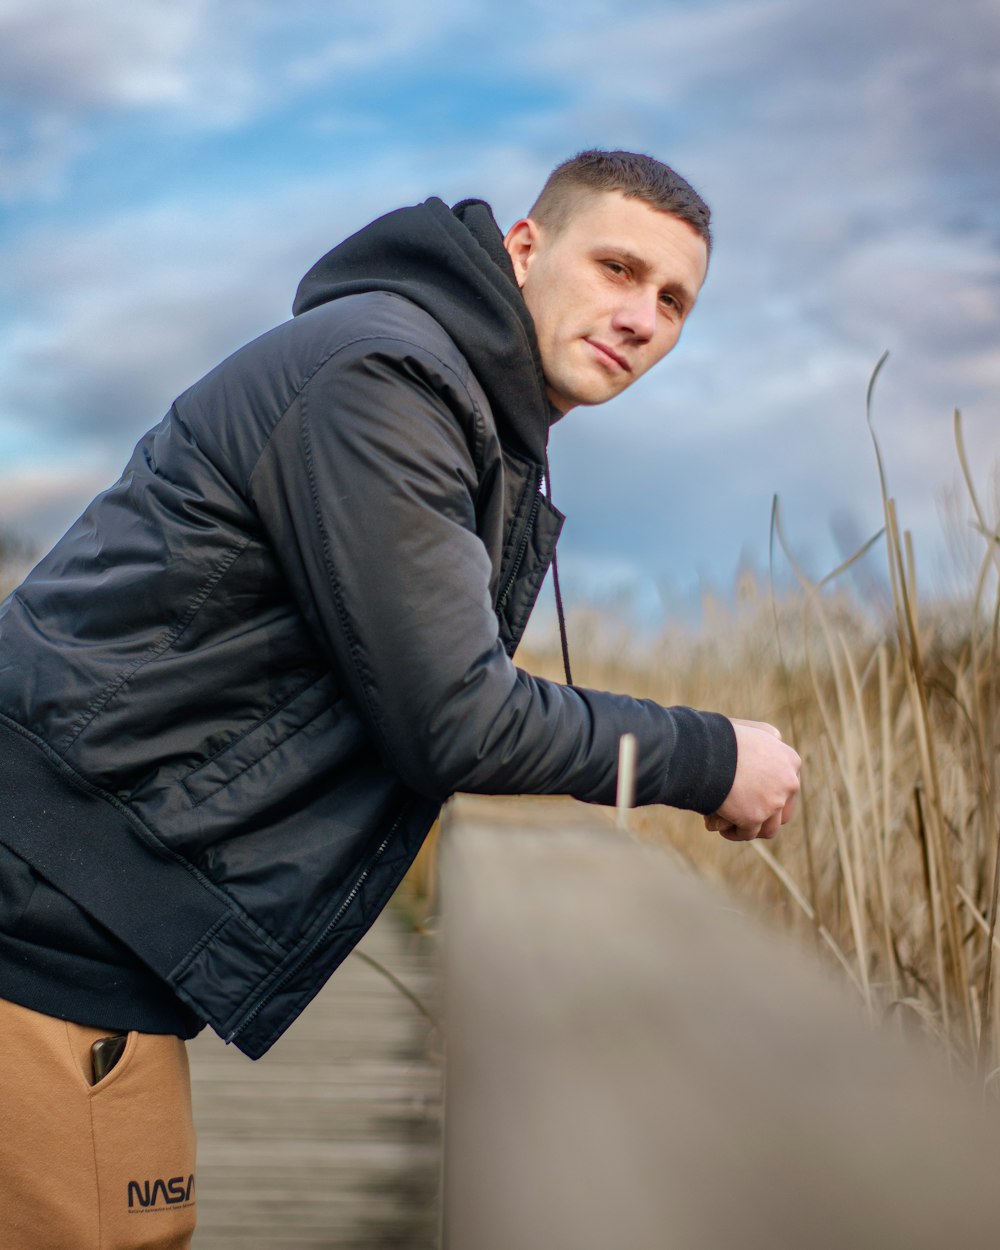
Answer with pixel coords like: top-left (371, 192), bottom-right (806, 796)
top-left (544, 454), bottom-right (574, 688)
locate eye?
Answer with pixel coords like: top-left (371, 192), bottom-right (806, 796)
top-left (601, 260), bottom-right (629, 278)
top-left (659, 291), bottom-right (682, 314)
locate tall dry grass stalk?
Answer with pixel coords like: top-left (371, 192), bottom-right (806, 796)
top-left (516, 370), bottom-right (999, 1082)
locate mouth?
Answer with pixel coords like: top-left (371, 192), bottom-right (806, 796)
top-left (586, 339), bottom-right (630, 372)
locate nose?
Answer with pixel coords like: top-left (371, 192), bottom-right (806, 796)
top-left (611, 287), bottom-right (658, 342)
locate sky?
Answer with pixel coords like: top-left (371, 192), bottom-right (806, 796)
top-left (1, 0), bottom-right (997, 625)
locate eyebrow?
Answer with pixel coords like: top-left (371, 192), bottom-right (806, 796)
top-left (596, 245), bottom-right (698, 310)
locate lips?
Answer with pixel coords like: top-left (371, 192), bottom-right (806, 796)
top-left (586, 339), bottom-right (630, 372)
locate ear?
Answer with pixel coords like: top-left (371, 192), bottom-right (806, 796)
top-left (503, 217), bottom-right (541, 289)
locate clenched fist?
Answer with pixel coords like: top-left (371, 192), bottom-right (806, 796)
top-left (704, 718), bottom-right (801, 841)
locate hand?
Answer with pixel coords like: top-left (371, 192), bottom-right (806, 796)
top-left (704, 718), bottom-right (801, 842)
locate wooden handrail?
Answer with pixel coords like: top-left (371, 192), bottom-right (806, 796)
top-left (441, 796), bottom-right (1000, 1250)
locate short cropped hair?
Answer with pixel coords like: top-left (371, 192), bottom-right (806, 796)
top-left (529, 149), bottom-right (712, 254)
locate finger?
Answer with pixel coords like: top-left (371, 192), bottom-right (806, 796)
top-left (720, 823), bottom-right (760, 842)
top-left (757, 811), bottom-right (783, 839)
top-left (706, 814), bottom-right (736, 835)
top-left (780, 793), bottom-right (798, 825)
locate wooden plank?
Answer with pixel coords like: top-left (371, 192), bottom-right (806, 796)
top-left (442, 796), bottom-right (1000, 1250)
top-left (188, 907), bottom-right (441, 1249)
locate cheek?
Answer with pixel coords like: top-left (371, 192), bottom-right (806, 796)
top-left (632, 326), bottom-right (682, 379)
top-left (534, 299), bottom-right (576, 356)
top-left (521, 284), bottom-right (560, 348)
top-left (529, 267), bottom-right (595, 335)
top-left (655, 321), bottom-right (683, 357)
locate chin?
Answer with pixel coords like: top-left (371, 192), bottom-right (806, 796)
top-left (550, 374), bottom-right (625, 411)
top-left (578, 380), bottom-right (629, 407)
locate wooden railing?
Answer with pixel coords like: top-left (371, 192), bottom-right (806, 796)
top-left (440, 795), bottom-right (1000, 1250)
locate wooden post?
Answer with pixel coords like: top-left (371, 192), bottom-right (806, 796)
top-left (615, 732), bottom-right (637, 830)
top-left (442, 797), bottom-right (1000, 1250)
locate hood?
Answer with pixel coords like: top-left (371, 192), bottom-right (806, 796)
top-left (292, 197), bottom-right (554, 464)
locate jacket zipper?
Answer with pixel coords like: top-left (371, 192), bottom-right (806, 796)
top-left (496, 468), bottom-right (543, 613)
top-left (225, 820), bottom-right (399, 1044)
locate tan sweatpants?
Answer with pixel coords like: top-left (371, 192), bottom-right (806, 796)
top-left (0, 997), bottom-right (197, 1250)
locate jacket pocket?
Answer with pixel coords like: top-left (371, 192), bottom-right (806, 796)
top-left (180, 676), bottom-right (339, 806)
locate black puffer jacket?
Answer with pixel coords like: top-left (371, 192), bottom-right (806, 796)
top-left (0, 199), bottom-right (736, 1058)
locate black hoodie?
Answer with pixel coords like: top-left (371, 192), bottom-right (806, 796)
top-left (294, 197), bottom-right (555, 462)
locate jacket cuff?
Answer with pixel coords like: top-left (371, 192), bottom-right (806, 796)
top-left (659, 708), bottom-right (737, 815)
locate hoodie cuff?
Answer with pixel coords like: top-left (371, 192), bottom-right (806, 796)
top-left (659, 708), bottom-right (737, 815)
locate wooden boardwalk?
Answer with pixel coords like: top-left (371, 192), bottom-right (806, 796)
top-left (187, 907), bottom-right (441, 1249)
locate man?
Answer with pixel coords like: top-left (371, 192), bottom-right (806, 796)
top-left (0, 150), bottom-right (800, 1248)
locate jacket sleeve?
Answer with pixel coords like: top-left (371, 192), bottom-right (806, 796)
top-left (248, 333), bottom-right (736, 813)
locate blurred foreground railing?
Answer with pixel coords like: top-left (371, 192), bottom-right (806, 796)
top-left (441, 796), bottom-right (1000, 1250)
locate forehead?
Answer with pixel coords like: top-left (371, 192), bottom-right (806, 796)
top-left (554, 190), bottom-right (709, 283)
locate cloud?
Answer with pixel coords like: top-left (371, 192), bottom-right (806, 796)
top-left (0, 0), bottom-right (996, 599)
top-left (0, 139), bottom-right (514, 452)
top-left (0, 184), bottom-right (379, 451)
top-left (1, 204), bottom-right (298, 451)
top-left (0, 0), bottom-right (477, 200)
top-left (0, 0), bottom-right (440, 115)
top-left (0, 1), bottom-right (239, 200)
top-left (515, 0), bottom-right (1000, 243)
top-left (0, 1), bottom-right (210, 111)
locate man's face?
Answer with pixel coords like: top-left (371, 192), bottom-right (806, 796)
top-left (504, 190), bottom-right (709, 414)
